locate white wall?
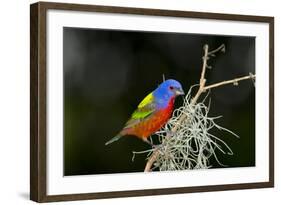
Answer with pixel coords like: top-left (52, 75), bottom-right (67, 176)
top-left (0, 0), bottom-right (279, 204)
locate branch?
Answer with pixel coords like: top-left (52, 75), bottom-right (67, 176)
top-left (208, 44), bottom-right (225, 56)
top-left (203, 74), bottom-right (256, 91)
top-left (144, 44), bottom-right (255, 172)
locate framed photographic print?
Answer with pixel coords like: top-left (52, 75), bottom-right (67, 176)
top-left (30, 1), bottom-right (274, 202)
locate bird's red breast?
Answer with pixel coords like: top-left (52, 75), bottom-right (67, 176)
top-left (124, 97), bottom-right (175, 139)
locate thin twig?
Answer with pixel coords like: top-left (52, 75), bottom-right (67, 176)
top-left (191, 44), bottom-right (209, 105)
top-left (208, 44), bottom-right (225, 56)
top-left (203, 74), bottom-right (256, 91)
top-left (144, 44), bottom-right (255, 172)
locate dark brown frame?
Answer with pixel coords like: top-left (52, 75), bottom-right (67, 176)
top-left (30, 1), bottom-right (274, 202)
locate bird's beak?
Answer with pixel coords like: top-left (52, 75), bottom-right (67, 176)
top-left (175, 88), bottom-right (185, 96)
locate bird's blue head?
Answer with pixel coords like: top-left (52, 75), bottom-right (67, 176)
top-left (153, 79), bottom-right (185, 104)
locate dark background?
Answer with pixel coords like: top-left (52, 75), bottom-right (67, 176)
top-left (63, 27), bottom-right (255, 176)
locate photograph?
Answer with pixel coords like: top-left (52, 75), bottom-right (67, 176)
top-left (63, 27), bottom-right (256, 176)
top-left (30, 2), bottom-right (274, 202)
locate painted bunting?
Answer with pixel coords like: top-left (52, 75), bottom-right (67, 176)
top-left (105, 79), bottom-right (184, 146)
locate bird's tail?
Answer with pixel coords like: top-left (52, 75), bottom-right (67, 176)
top-left (105, 135), bottom-right (122, 146)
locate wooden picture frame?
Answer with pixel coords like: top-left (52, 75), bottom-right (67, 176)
top-left (30, 1), bottom-right (274, 202)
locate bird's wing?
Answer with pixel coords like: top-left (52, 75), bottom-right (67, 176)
top-left (124, 92), bottom-right (156, 128)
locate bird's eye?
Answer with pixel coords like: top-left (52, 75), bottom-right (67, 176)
top-left (169, 86), bottom-right (174, 90)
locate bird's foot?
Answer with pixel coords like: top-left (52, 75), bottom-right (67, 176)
top-left (143, 138), bottom-right (156, 148)
top-left (166, 130), bottom-right (176, 137)
top-left (142, 138), bottom-right (163, 150)
top-left (152, 144), bottom-right (162, 150)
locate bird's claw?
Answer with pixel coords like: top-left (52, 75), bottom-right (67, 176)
top-left (166, 130), bottom-right (176, 137)
top-left (152, 144), bottom-right (160, 149)
top-left (143, 138), bottom-right (159, 149)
